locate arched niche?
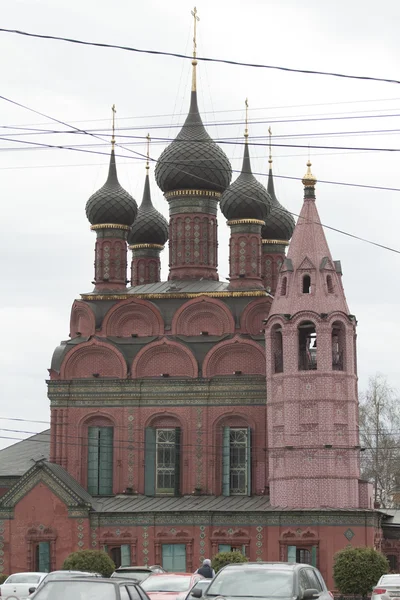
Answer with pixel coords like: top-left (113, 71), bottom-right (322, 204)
top-left (132, 338), bottom-right (198, 379)
top-left (102, 298), bottom-right (164, 337)
top-left (171, 296), bottom-right (234, 336)
top-left (60, 339), bottom-right (127, 379)
top-left (69, 300), bottom-right (96, 338)
top-left (203, 336), bottom-right (265, 377)
top-left (240, 297), bottom-right (272, 335)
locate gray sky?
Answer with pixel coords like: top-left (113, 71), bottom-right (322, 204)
top-left (1, 0), bottom-right (400, 450)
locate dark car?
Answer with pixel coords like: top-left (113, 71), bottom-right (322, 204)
top-left (111, 566), bottom-right (165, 583)
top-left (191, 562), bottom-right (332, 600)
top-left (29, 570), bottom-right (102, 596)
top-left (27, 576), bottom-right (151, 600)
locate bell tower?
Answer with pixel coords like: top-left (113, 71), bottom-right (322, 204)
top-left (265, 162), bottom-right (361, 509)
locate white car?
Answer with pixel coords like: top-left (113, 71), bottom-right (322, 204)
top-left (0, 572), bottom-right (47, 600)
top-left (372, 574), bottom-right (400, 600)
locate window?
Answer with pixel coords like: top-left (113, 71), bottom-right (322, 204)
top-left (327, 275), bottom-right (334, 293)
top-left (302, 275), bottom-right (311, 294)
top-left (218, 544), bottom-right (247, 555)
top-left (145, 427), bottom-right (181, 496)
top-left (87, 426), bottom-right (113, 495)
top-left (298, 322), bottom-right (317, 370)
top-left (388, 555), bottom-right (398, 572)
top-left (272, 325), bottom-right (283, 373)
top-left (306, 569), bottom-right (323, 592)
top-left (35, 541), bottom-right (51, 572)
top-left (161, 546), bottom-right (187, 572)
top-left (332, 321), bottom-right (345, 371)
top-left (288, 545), bottom-right (317, 567)
top-left (281, 277), bottom-right (287, 296)
top-left (108, 544), bottom-right (131, 568)
top-left (297, 549), bottom-right (311, 564)
top-left (222, 427), bottom-right (251, 496)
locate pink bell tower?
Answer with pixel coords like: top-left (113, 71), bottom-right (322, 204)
top-left (265, 161), bottom-right (361, 509)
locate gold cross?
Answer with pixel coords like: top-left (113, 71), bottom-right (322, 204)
top-left (191, 7), bottom-right (200, 58)
top-left (146, 133), bottom-right (150, 171)
top-left (111, 104), bottom-right (116, 146)
top-left (244, 98), bottom-right (249, 138)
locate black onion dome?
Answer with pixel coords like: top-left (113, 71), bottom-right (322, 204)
top-left (220, 141), bottom-right (270, 221)
top-left (155, 91), bottom-right (232, 193)
top-left (86, 149), bottom-right (137, 226)
top-left (128, 173), bottom-right (168, 245)
top-left (261, 166), bottom-right (295, 240)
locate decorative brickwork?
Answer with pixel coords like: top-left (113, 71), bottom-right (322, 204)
top-left (69, 300), bottom-right (96, 338)
top-left (60, 339), bottom-right (127, 380)
top-left (131, 338), bottom-right (198, 378)
top-left (228, 220), bottom-right (264, 290)
top-left (102, 298), bottom-right (164, 337)
top-left (261, 243), bottom-right (287, 294)
top-left (171, 296), bottom-right (235, 336)
top-left (203, 336), bottom-right (265, 377)
top-left (240, 297), bottom-right (273, 335)
top-left (130, 245), bottom-right (163, 286)
top-left (92, 226), bottom-right (130, 291)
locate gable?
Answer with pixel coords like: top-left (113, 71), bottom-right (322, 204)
top-left (319, 257), bottom-right (336, 271)
top-left (297, 257), bottom-right (316, 271)
top-left (0, 462), bottom-right (93, 516)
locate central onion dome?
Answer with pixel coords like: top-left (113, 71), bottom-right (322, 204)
top-left (262, 159), bottom-right (295, 240)
top-left (220, 139), bottom-right (270, 221)
top-left (86, 149), bottom-right (137, 226)
top-left (155, 91), bottom-right (232, 193)
top-left (128, 169), bottom-right (168, 246)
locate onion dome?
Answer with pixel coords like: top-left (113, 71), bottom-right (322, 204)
top-left (220, 139), bottom-right (270, 221)
top-left (128, 169), bottom-right (168, 245)
top-left (85, 148), bottom-right (137, 226)
top-left (155, 91), bottom-right (232, 193)
top-left (262, 159), bottom-right (295, 240)
top-left (302, 160), bottom-right (317, 187)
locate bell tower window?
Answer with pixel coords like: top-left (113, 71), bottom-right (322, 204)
top-left (332, 321), bottom-right (345, 371)
top-left (272, 325), bottom-right (283, 373)
top-left (281, 277), bottom-right (287, 296)
top-left (327, 275), bottom-right (334, 293)
top-left (302, 275), bottom-right (311, 294)
top-left (298, 321), bottom-right (317, 370)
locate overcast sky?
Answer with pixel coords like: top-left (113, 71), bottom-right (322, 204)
top-left (1, 0), bottom-right (399, 450)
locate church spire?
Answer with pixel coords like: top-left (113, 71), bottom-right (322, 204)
top-left (191, 6), bottom-right (200, 92)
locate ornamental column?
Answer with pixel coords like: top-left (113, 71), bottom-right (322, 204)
top-left (91, 224), bottom-right (130, 291)
top-left (228, 219), bottom-right (265, 290)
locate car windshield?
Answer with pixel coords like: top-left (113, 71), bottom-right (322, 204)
top-left (206, 569), bottom-right (294, 598)
top-left (5, 574), bottom-right (42, 584)
top-left (113, 572), bottom-right (149, 582)
top-left (32, 581), bottom-right (115, 600)
top-left (45, 572), bottom-right (95, 581)
top-left (142, 576), bottom-right (192, 592)
top-left (380, 576), bottom-right (400, 586)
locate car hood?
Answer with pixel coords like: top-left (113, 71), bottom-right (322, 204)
top-left (146, 592), bottom-right (188, 600)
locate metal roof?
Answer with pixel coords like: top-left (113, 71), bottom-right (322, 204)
top-left (0, 430), bottom-right (50, 476)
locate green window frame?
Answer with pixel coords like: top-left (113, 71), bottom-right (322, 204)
top-left (162, 544), bottom-right (186, 572)
top-left (87, 426), bottom-right (113, 496)
top-left (36, 541), bottom-right (51, 572)
top-left (222, 426), bottom-right (251, 496)
top-left (145, 427), bottom-right (181, 496)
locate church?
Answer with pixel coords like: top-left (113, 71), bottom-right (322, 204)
top-left (1, 22), bottom-right (400, 588)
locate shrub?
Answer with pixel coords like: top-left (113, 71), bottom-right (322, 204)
top-left (333, 546), bottom-right (389, 597)
top-left (0, 575), bottom-right (8, 584)
top-left (212, 551), bottom-right (248, 574)
top-left (62, 549), bottom-right (115, 578)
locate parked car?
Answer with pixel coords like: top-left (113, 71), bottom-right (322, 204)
top-left (0, 572), bottom-right (47, 600)
top-left (25, 576), bottom-right (151, 600)
top-left (111, 566), bottom-right (165, 583)
top-left (372, 574), bottom-right (400, 600)
top-left (141, 573), bottom-right (203, 600)
top-left (183, 579), bottom-right (210, 600)
top-left (191, 562), bottom-right (331, 600)
top-left (28, 570), bottom-right (102, 596)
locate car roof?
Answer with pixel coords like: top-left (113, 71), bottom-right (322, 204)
top-left (41, 577), bottom-right (126, 584)
top-left (222, 562), bottom-right (310, 570)
top-left (147, 573), bottom-right (194, 577)
top-left (5, 572), bottom-right (47, 576)
top-left (116, 567), bottom-right (153, 571)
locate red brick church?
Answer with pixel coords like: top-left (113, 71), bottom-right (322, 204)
top-left (1, 46), bottom-right (399, 588)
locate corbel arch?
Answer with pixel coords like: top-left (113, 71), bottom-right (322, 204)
top-left (102, 298), bottom-right (164, 337)
top-left (60, 338), bottom-right (127, 379)
top-left (171, 296), bottom-right (235, 336)
top-left (202, 336), bottom-right (265, 377)
top-left (131, 338), bottom-right (198, 378)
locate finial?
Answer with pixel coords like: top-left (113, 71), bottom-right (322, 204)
top-left (268, 126), bottom-right (273, 166)
top-left (146, 133), bottom-right (150, 172)
top-left (244, 98), bottom-right (249, 139)
top-left (302, 160), bottom-right (317, 187)
top-left (111, 104), bottom-right (116, 148)
top-left (191, 6), bottom-right (200, 92)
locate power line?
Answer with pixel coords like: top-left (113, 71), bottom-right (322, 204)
top-left (1, 27), bottom-right (400, 86)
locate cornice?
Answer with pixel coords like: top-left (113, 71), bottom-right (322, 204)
top-left (80, 290), bottom-right (268, 301)
top-left (90, 224), bottom-right (131, 231)
top-left (165, 189), bottom-right (221, 199)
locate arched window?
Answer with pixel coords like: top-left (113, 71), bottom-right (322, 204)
top-left (298, 321), bottom-right (317, 370)
top-left (222, 426), bottom-right (251, 496)
top-left (327, 275), bottom-right (334, 293)
top-left (145, 425), bottom-right (181, 496)
top-left (272, 325), bottom-right (283, 373)
top-left (87, 426), bottom-right (113, 495)
top-left (332, 321), bottom-right (345, 371)
top-left (280, 277), bottom-right (287, 296)
top-left (302, 275), bottom-right (311, 294)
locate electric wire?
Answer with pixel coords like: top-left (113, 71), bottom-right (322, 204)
top-left (1, 27), bottom-right (400, 86)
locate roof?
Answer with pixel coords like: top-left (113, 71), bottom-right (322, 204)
top-left (0, 429), bottom-right (50, 476)
top-left (43, 462), bottom-right (94, 506)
